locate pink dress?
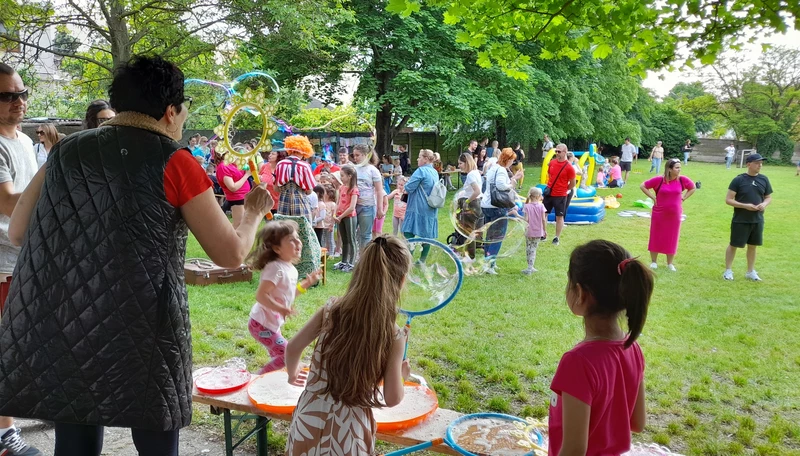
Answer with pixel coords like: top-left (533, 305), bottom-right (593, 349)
top-left (644, 175), bottom-right (695, 255)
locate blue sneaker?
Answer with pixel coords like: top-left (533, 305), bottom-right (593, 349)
top-left (0, 428), bottom-right (43, 456)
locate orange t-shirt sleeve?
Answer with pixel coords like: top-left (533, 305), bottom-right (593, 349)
top-left (164, 149), bottom-right (213, 207)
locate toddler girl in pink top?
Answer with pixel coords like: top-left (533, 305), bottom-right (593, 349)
top-left (521, 187), bottom-right (547, 274)
top-left (549, 240), bottom-right (653, 455)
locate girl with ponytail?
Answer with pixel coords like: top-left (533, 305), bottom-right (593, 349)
top-left (284, 235), bottom-right (412, 455)
top-left (548, 240), bottom-right (654, 456)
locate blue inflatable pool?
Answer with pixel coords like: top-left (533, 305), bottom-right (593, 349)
top-left (547, 197), bottom-right (606, 224)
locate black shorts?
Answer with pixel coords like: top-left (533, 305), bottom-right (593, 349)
top-left (730, 221), bottom-right (763, 248)
top-left (620, 161), bottom-right (632, 172)
top-left (543, 195), bottom-right (568, 217)
top-left (228, 199), bottom-right (245, 207)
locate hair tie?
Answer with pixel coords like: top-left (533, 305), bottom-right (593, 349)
top-left (617, 256), bottom-right (639, 275)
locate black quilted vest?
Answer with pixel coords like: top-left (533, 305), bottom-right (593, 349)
top-left (0, 123), bottom-right (192, 430)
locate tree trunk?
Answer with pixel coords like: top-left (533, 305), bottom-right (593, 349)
top-left (375, 103), bottom-right (394, 160)
top-left (495, 118), bottom-right (507, 149)
top-left (107, 0), bottom-right (132, 69)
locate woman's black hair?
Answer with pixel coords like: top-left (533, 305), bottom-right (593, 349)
top-left (83, 99), bottom-right (114, 129)
top-left (568, 240), bottom-right (654, 348)
top-left (108, 55), bottom-right (185, 120)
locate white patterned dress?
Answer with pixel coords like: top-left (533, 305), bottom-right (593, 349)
top-left (286, 305), bottom-right (401, 455)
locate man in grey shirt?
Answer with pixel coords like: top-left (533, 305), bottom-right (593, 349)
top-left (542, 134), bottom-right (554, 159)
top-left (0, 62), bottom-right (42, 455)
top-left (620, 137), bottom-right (636, 183)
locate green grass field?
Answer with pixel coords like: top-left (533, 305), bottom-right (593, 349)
top-left (186, 161), bottom-right (800, 455)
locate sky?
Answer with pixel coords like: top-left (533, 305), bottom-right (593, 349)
top-left (643, 29), bottom-right (800, 98)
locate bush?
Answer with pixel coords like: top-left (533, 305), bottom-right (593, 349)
top-left (757, 132), bottom-right (795, 164)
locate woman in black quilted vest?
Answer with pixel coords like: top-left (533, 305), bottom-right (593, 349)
top-left (0, 56), bottom-right (273, 456)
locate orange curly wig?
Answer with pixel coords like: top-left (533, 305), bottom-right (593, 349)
top-left (283, 135), bottom-right (314, 158)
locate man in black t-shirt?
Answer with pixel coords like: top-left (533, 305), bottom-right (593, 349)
top-left (723, 153), bottom-right (772, 281)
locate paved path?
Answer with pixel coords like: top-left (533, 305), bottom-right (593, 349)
top-left (15, 419), bottom-right (245, 455)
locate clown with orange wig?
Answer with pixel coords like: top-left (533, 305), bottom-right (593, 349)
top-left (274, 135), bottom-right (316, 220)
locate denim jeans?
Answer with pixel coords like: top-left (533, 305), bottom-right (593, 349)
top-left (482, 207), bottom-right (508, 258)
top-left (684, 152), bottom-right (690, 164)
top-left (649, 157), bottom-right (662, 173)
top-left (725, 155), bottom-right (734, 169)
top-left (355, 204), bottom-right (376, 250)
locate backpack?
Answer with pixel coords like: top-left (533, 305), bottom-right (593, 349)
top-left (426, 178), bottom-right (447, 208)
top-left (655, 176), bottom-right (685, 194)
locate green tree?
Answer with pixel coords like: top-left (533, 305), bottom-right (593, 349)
top-left (709, 46), bottom-right (800, 148)
top-left (248, 1), bottom-right (481, 157)
top-left (649, 104), bottom-right (696, 157)
top-left (387, 0), bottom-right (800, 79)
top-left (666, 82), bottom-right (718, 134)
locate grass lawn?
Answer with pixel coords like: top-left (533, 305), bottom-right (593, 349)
top-left (186, 160), bottom-right (800, 455)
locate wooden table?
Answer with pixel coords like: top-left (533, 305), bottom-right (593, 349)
top-left (193, 375), bottom-right (462, 455)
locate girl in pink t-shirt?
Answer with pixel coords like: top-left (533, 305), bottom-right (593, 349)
top-left (246, 221), bottom-right (320, 374)
top-left (521, 187), bottom-right (546, 274)
top-left (334, 165), bottom-right (359, 272)
top-left (549, 240), bottom-right (653, 456)
top-left (608, 156), bottom-right (623, 188)
top-left (387, 176), bottom-right (407, 236)
top-left (216, 159), bottom-right (252, 228)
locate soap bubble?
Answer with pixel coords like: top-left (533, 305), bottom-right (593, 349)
top-left (401, 238), bottom-right (463, 316)
top-left (183, 79), bottom-right (232, 131)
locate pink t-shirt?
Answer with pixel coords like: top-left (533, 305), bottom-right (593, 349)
top-left (392, 191), bottom-right (407, 219)
top-left (249, 260), bottom-right (298, 332)
top-left (523, 202), bottom-right (546, 238)
top-left (337, 186), bottom-right (359, 218)
top-left (549, 340), bottom-right (644, 456)
top-left (216, 162), bottom-right (251, 201)
top-left (609, 165), bottom-right (622, 181)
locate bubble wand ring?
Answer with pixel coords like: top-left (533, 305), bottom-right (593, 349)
top-left (402, 237), bottom-right (463, 359)
top-left (213, 87), bottom-right (279, 182)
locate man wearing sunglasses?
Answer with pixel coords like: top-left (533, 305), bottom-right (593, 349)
top-left (0, 63), bottom-right (42, 455)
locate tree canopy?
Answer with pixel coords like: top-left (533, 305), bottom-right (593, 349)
top-left (387, 0), bottom-right (800, 80)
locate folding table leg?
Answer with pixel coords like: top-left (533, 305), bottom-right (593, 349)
top-left (223, 409), bottom-right (234, 456)
top-left (256, 416), bottom-right (269, 456)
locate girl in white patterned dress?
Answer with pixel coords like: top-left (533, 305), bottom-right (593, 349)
top-left (284, 235), bottom-right (412, 455)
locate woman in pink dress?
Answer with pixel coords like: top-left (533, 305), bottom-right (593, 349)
top-left (640, 158), bottom-right (696, 271)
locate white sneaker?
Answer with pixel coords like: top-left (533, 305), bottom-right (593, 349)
top-left (667, 264), bottom-right (676, 272)
top-left (649, 262), bottom-right (658, 270)
top-left (521, 268), bottom-right (536, 275)
top-left (722, 269), bottom-right (734, 281)
top-left (485, 267), bottom-right (498, 275)
top-left (745, 270), bottom-right (762, 281)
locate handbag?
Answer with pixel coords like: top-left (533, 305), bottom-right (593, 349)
top-left (489, 167), bottom-right (516, 208)
top-left (543, 160), bottom-right (567, 197)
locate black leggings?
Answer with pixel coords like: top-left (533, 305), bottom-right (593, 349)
top-left (338, 217), bottom-right (357, 265)
top-left (54, 422), bottom-right (179, 456)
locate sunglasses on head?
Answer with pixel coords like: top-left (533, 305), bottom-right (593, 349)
top-left (0, 89), bottom-right (29, 103)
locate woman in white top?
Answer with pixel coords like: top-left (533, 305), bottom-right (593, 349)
top-left (455, 153), bottom-right (483, 261)
top-left (33, 123), bottom-right (60, 168)
top-left (480, 148), bottom-right (522, 274)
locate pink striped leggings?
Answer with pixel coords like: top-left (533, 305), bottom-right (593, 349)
top-left (248, 318), bottom-right (287, 374)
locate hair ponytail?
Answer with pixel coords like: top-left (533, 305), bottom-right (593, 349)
top-left (568, 240), bottom-right (654, 349)
top-left (319, 235), bottom-right (411, 407)
top-left (618, 259), bottom-right (653, 348)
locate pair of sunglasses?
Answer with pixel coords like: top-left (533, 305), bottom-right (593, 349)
top-left (0, 89), bottom-right (29, 103)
